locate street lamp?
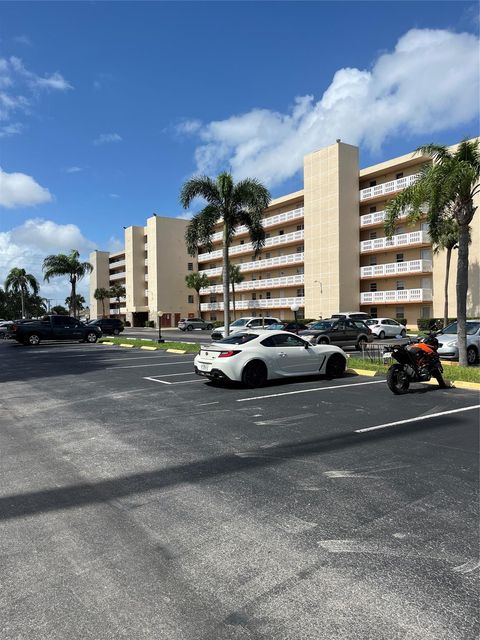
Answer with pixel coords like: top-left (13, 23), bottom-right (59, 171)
top-left (157, 310), bottom-right (164, 343)
top-left (290, 303), bottom-right (299, 332)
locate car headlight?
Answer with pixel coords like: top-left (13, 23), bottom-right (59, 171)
top-left (446, 340), bottom-right (457, 347)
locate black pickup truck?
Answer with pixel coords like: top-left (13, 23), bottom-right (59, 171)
top-left (12, 315), bottom-right (102, 346)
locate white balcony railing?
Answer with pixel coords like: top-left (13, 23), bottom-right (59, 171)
top-left (360, 259), bottom-right (433, 279)
top-left (201, 296), bottom-right (305, 312)
top-left (198, 230), bottom-right (304, 263)
top-left (110, 307), bottom-right (127, 315)
top-left (109, 272), bottom-right (126, 281)
top-left (208, 207), bottom-right (304, 243)
top-left (360, 230), bottom-right (430, 253)
top-left (109, 259), bottom-right (126, 268)
top-left (360, 288), bottom-right (433, 304)
top-left (360, 173), bottom-right (420, 202)
top-left (200, 274), bottom-right (304, 295)
top-left (109, 296), bottom-right (126, 303)
top-left (360, 204), bottom-right (428, 227)
top-left (200, 252), bottom-right (304, 278)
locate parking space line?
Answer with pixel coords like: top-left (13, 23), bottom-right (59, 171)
top-left (144, 377), bottom-right (172, 385)
top-left (237, 379), bottom-right (386, 402)
top-left (355, 405), bottom-right (480, 433)
top-left (113, 361), bottom-right (194, 369)
top-left (143, 376), bottom-right (203, 385)
top-left (145, 371), bottom-right (198, 378)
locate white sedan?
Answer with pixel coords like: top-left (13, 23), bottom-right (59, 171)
top-left (194, 330), bottom-right (347, 387)
top-left (365, 318), bottom-right (407, 339)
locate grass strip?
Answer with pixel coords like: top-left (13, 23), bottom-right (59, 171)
top-left (348, 356), bottom-right (480, 384)
top-left (99, 336), bottom-right (200, 353)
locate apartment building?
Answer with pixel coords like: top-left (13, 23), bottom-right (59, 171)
top-left (198, 140), bottom-right (479, 327)
top-left (90, 215), bottom-right (197, 326)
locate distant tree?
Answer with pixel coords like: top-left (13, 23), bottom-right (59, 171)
top-left (94, 287), bottom-right (110, 317)
top-left (65, 294), bottom-right (85, 313)
top-left (25, 295), bottom-right (48, 318)
top-left (109, 283), bottom-right (126, 314)
top-left (229, 263), bottom-right (245, 321)
top-left (51, 305), bottom-right (68, 315)
top-left (4, 268), bottom-right (39, 318)
top-left (185, 272), bottom-right (210, 318)
top-left (43, 250), bottom-right (93, 319)
top-left (181, 172), bottom-right (270, 336)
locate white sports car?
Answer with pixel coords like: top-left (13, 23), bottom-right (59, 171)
top-left (194, 330), bottom-right (347, 388)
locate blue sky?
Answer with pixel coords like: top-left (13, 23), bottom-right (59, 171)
top-left (0, 1), bottom-right (478, 302)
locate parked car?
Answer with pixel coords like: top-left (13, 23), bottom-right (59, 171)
top-left (436, 320), bottom-right (480, 364)
top-left (0, 320), bottom-right (13, 339)
top-left (265, 322), bottom-right (308, 333)
top-left (331, 312), bottom-right (371, 321)
top-left (299, 318), bottom-right (373, 350)
top-left (178, 318), bottom-right (213, 331)
top-left (211, 317), bottom-right (280, 341)
top-left (12, 315), bottom-right (102, 346)
top-left (87, 318), bottom-right (124, 335)
top-left (194, 330), bottom-right (347, 387)
top-left (365, 318), bottom-right (407, 339)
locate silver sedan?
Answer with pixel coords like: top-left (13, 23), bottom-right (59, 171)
top-left (436, 320), bottom-right (480, 364)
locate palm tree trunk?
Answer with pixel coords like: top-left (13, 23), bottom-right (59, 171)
top-left (456, 223), bottom-right (469, 366)
top-left (443, 247), bottom-right (452, 329)
top-left (20, 287), bottom-right (25, 319)
top-left (101, 297), bottom-right (105, 317)
top-left (222, 225), bottom-right (230, 336)
top-left (197, 288), bottom-right (202, 319)
top-left (232, 282), bottom-right (236, 321)
top-left (71, 277), bottom-right (77, 318)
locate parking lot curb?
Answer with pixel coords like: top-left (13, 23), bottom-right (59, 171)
top-left (119, 343), bottom-right (134, 348)
top-left (140, 346), bottom-right (157, 351)
top-left (167, 348), bottom-right (187, 354)
top-left (347, 368), bottom-right (377, 377)
top-left (100, 341), bottom-right (114, 345)
top-left (451, 380), bottom-right (480, 391)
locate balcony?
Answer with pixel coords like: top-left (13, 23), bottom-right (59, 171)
top-left (360, 205), bottom-right (428, 227)
top-left (360, 173), bottom-right (420, 202)
top-left (200, 274), bottom-right (304, 295)
top-left (360, 288), bottom-right (433, 305)
top-left (109, 272), bottom-right (126, 281)
top-left (360, 230), bottom-right (430, 253)
top-left (110, 307), bottom-right (127, 315)
top-left (209, 207), bottom-right (304, 243)
top-left (109, 296), bottom-right (126, 303)
top-left (360, 259), bottom-right (432, 279)
top-left (201, 296), bottom-right (305, 312)
top-left (200, 252), bottom-right (304, 277)
top-left (198, 230), bottom-right (304, 263)
top-left (109, 259), bottom-right (125, 268)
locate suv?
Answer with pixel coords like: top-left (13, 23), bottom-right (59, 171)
top-left (331, 312), bottom-right (371, 321)
top-left (178, 318), bottom-right (213, 331)
top-left (88, 318), bottom-right (124, 335)
top-left (299, 318), bottom-right (373, 350)
top-left (211, 317), bottom-right (281, 341)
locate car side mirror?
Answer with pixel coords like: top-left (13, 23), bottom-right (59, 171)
top-left (304, 342), bottom-right (310, 349)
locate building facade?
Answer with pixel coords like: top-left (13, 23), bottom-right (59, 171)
top-left (90, 140), bottom-right (480, 329)
top-left (90, 215), bottom-right (198, 327)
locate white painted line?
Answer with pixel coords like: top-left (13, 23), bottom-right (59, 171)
top-left (237, 379), bottom-right (386, 402)
top-left (145, 371), bottom-right (198, 378)
top-left (198, 401), bottom-right (220, 406)
top-left (143, 376), bottom-right (202, 385)
top-left (113, 361), bottom-right (193, 369)
top-left (355, 404), bottom-right (480, 433)
top-left (94, 355), bottom-right (194, 363)
top-left (143, 376), bottom-right (172, 385)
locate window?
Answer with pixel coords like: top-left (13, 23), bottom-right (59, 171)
top-left (210, 297), bottom-right (216, 304)
top-left (240, 240), bottom-right (244, 245)
top-left (297, 288), bottom-right (304, 297)
top-left (210, 264), bottom-right (216, 269)
top-left (279, 229), bottom-right (284, 236)
top-left (187, 262), bottom-right (193, 271)
top-left (396, 172), bottom-right (404, 179)
top-left (396, 306), bottom-right (405, 320)
top-left (396, 280), bottom-right (405, 290)
top-left (369, 255), bottom-right (377, 266)
top-left (266, 291), bottom-right (271, 299)
top-left (370, 282), bottom-right (377, 292)
top-left (370, 307), bottom-right (378, 318)
top-left (252, 293), bottom-right (257, 300)
top-left (396, 253), bottom-right (404, 263)
top-left (272, 334), bottom-right (307, 348)
top-left (296, 246), bottom-right (304, 253)
top-left (369, 231), bottom-right (377, 240)
top-left (211, 315), bottom-right (217, 321)
top-left (218, 332), bottom-right (258, 345)
top-left (266, 252), bottom-right (271, 259)
top-left (369, 180), bottom-right (376, 187)
top-left (188, 295), bottom-right (194, 304)
top-left (421, 306), bottom-right (431, 319)
top-left (296, 224), bottom-right (304, 231)
top-left (296, 267), bottom-right (304, 274)
top-left (265, 234), bottom-right (270, 239)
top-left (369, 206), bottom-right (376, 213)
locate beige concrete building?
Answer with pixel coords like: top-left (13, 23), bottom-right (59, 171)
top-left (90, 215), bottom-right (198, 327)
top-left (90, 140), bottom-right (479, 329)
top-left (197, 140), bottom-right (479, 328)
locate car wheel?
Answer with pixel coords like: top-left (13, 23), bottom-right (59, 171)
top-left (378, 330), bottom-right (385, 340)
top-left (242, 361), bottom-right (267, 388)
top-left (467, 346), bottom-right (479, 365)
top-left (27, 333), bottom-right (41, 346)
top-left (356, 336), bottom-right (368, 351)
top-left (187, 324), bottom-right (193, 331)
top-left (317, 337), bottom-right (329, 345)
top-left (400, 328), bottom-right (406, 338)
top-left (113, 329), bottom-right (120, 336)
top-left (206, 324), bottom-right (213, 330)
top-left (325, 353), bottom-right (346, 379)
top-left (86, 332), bottom-right (98, 344)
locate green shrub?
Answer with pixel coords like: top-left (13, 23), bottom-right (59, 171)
top-left (144, 320), bottom-right (155, 328)
top-left (124, 320), bottom-right (131, 327)
top-left (417, 317), bottom-right (455, 331)
top-left (212, 320), bottom-right (224, 328)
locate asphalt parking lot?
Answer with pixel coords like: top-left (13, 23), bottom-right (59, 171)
top-left (1, 340), bottom-right (479, 640)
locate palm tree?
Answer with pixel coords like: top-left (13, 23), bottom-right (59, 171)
top-left (385, 139), bottom-right (480, 366)
top-left (4, 268), bottom-right (39, 318)
top-left (94, 287), bottom-right (110, 318)
top-left (65, 294), bottom-right (85, 313)
top-left (51, 305), bottom-right (68, 315)
top-left (109, 283), bottom-right (126, 315)
top-left (43, 250), bottom-right (93, 319)
top-left (181, 173), bottom-right (270, 335)
top-left (185, 272), bottom-right (210, 319)
top-left (229, 263), bottom-right (245, 321)
top-left (432, 217), bottom-right (459, 330)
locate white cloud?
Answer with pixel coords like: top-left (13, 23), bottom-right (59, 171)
top-left (65, 166), bottom-right (83, 173)
top-left (93, 132), bottom-right (122, 145)
top-left (35, 72), bottom-right (72, 91)
top-left (107, 236), bottom-right (124, 252)
top-left (175, 210), bottom-right (194, 220)
top-left (0, 122), bottom-right (23, 137)
top-left (176, 119), bottom-right (202, 134)
top-left (0, 167), bottom-right (52, 208)
top-left (181, 28), bottom-right (480, 188)
top-left (109, 193), bottom-right (120, 198)
top-left (13, 35), bottom-right (32, 46)
top-left (0, 218), bottom-right (96, 300)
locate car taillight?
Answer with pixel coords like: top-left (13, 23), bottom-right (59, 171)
top-left (218, 350), bottom-right (240, 358)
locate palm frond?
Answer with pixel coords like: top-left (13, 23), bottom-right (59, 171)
top-left (185, 205), bottom-right (219, 255)
top-left (415, 143), bottom-right (450, 162)
top-left (180, 176), bottom-right (221, 209)
top-left (233, 178), bottom-right (271, 213)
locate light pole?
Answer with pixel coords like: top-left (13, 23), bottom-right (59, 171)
top-left (290, 303), bottom-right (299, 333)
top-left (157, 310), bottom-right (164, 343)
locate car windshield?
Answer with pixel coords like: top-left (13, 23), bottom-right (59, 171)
top-left (365, 319), bottom-right (378, 326)
top-left (309, 321), bottom-right (334, 330)
top-left (267, 323), bottom-right (285, 330)
top-left (216, 332), bottom-right (258, 344)
top-left (443, 321), bottom-right (480, 335)
top-left (230, 319), bottom-right (249, 327)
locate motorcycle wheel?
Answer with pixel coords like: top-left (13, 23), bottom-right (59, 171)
top-left (386, 364), bottom-right (410, 394)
